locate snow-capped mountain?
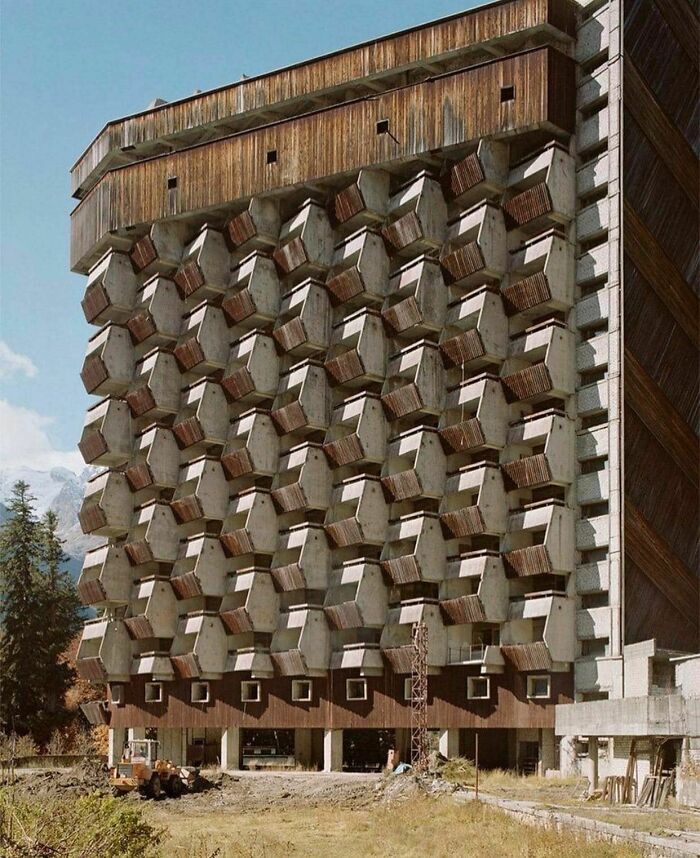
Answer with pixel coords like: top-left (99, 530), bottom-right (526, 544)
top-left (0, 466), bottom-right (100, 577)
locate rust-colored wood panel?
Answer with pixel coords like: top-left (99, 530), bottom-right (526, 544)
top-left (624, 350), bottom-right (698, 486)
top-left (654, 0), bottom-right (699, 71)
top-left (71, 49), bottom-right (575, 272)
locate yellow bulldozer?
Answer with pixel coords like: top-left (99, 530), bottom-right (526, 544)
top-left (110, 739), bottom-right (197, 798)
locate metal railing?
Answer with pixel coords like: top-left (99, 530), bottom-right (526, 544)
top-left (447, 644), bottom-right (492, 663)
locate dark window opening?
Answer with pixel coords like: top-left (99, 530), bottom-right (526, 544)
top-left (376, 119), bottom-right (390, 135)
top-left (167, 176), bottom-right (178, 190)
top-left (500, 85), bottom-right (515, 103)
top-left (266, 149), bottom-right (278, 165)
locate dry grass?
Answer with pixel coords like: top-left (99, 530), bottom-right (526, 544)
top-left (573, 806), bottom-right (700, 835)
top-left (152, 795), bottom-right (642, 858)
top-left (442, 759), bottom-right (586, 803)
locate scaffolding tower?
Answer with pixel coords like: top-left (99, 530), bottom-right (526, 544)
top-left (410, 621), bottom-right (429, 771)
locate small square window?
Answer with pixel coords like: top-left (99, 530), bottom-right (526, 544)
top-left (191, 681), bottom-right (210, 704)
top-left (110, 684), bottom-right (125, 706)
top-left (292, 679), bottom-right (312, 702)
top-left (241, 680), bottom-right (261, 703)
top-left (500, 85), bottom-right (515, 103)
top-left (266, 149), bottom-right (278, 165)
top-left (346, 678), bottom-right (368, 701)
top-left (145, 682), bottom-right (163, 703)
top-left (467, 677), bottom-right (490, 700)
top-left (376, 119), bottom-right (390, 135)
top-left (167, 176), bottom-right (178, 190)
top-left (527, 675), bottom-right (551, 700)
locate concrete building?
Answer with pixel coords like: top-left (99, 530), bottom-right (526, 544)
top-left (73, 0), bottom-right (698, 776)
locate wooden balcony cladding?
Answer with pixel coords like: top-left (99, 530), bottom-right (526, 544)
top-left (501, 453), bottom-right (552, 489)
top-left (220, 608), bottom-right (254, 635)
top-left (324, 601), bottom-right (363, 630)
top-left (382, 646), bottom-right (414, 674)
top-left (271, 649), bottom-right (306, 676)
top-left (503, 183), bottom-right (553, 228)
top-left (221, 448), bottom-right (255, 480)
top-left (503, 545), bottom-right (553, 577)
top-left (382, 296), bottom-right (422, 335)
top-left (442, 152), bottom-right (485, 199)
top-left (440, 595), bottom-right (486, 625)
top-left (80, 701), bottom-right (111, 726)
top-left (381, 556), bottom-right (421, 584)
top-left (440, 241), bottom-right (486, 284)
top-left (71, 48), bottom-right (575, 272)
top-left (270, 563), bottom-right (306, 591)
top-left (325, 268), bottom-right (365, 305)
top-left (270, 483), bottom-right (307, 513)
top-left (170, 496), bottom-right (205, 524)
top-left (171, 572), bottom-right (202, 600)
top-left (124, 616), bottom-right (155, 640)
top-left (440, 506), bottom-right (486, 537)
top-left (323, 434), bottom-right (364, 468)
top-left (71, 1), bottom-right (575, 197)
top-left (171, 654), bottom-right (201, 679)
top-left (500, 641), bottom-right (552, 671)
top-left (440, 329), bottom-right (486, 367)
top-left (77, 578), bottom-right (107, 606)
top-left (381, 384), bottom-right (423, 420)
top-left (325, 350), bottom-right (365, 385)
top-left (381, 471), bottom-right (422, 502)
top-left (501, 362), bottom-right (552, 402)
top-left (220, 530), bottom-right (255, 557)
top-left (325, 519), bottom-right (364, 548)
top-left (129, 234), bottom-right (158, 272)
top-left (76, 657), bottom-right (108, 682)
top-left (502, 271), bottom-right (551, 315)
top-left (439, 418), bottom-right (486, 453)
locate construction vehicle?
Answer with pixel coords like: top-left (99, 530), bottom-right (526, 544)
top-left (110, 739), bottom-right (197, 798)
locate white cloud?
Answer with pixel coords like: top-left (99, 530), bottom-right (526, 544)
top-left (0, 340), bottom-right (38, 380)
top-left (0, 399), bottom-right (83, 473)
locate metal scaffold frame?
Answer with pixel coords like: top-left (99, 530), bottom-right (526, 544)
top-left (410, 621), bottom-right (428, 771)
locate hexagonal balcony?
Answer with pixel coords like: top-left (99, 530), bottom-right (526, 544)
top-left (81, 324), bottom-right (133, 396)
top-left (220, 568), bottom-right (279, 636)
top-left (273, 279), bottom-right (331, 357)
top-left (273, 199), bottom-right (333, 283)
top-left (271, 360), bottom-right (329, 436)
top-left (504, 229), bottom-right (574, 318)
top-left (439, 373), bottom-right (507, 454)
top-left (324, 559), bottom-right (387, 632)
top-left (503, 500), bottom-right (575, 578)
top-left (170, 612), bottom-right (227, 679)
top-left (439, 201), bottom-right (507, 288)
top-left (503, 142), bottom-right (575, 235)
top-left (323, 392), bottom-right (386, 469)
top-left (174, 301), bottom-right (228, 375)
top-left (78, 544), bottom-right (132, 607)
top-left (271, 523), bottom-right (330, 592)
top-left (221, 409), bottom-right (279, 482)
top-left (324, 308), bottom-right (386, 388)
top-left (326, 227), bottom-right (389, 308)
top-left (382, 171), bottom-right (446, 256)
top-left (173, 379), bottom-right (228, 451)
top-left (171, 535), bottom-right (228, 600)
top-left (127, 348), bottom-right (181, 420)
top-left (271, 443), bottom-right (331, 514)
top-left (224, 196), bottom-right (280, 253)
top-left (380, 513), bottom-right (446, 585)
top-left (79, 397), bottom-right (131, 467)
top-left (131, 652), bottom-right (175, 682)
top-left (220, 489), bottom-right (278, 558)
top-left (440, 462), bottom-right (507, 538)
top-left (502, 410), bottom-right (575, 489)
top-left (382, 256), bottom-right (446, 338)
top-left (501, 320), bottom-right (575, 403)
top-left (76, 618), bottom-right (132, 683)
top-left (271, 607), bottom-right (330, 676)
top-left (381, 427), bottom-right (445, 502)
top-left (324, 476), bottom-right (388, 548)
top-left (506, 592), bottom-right (575, 669)
top-left (442, 550), bottom-right (508, 626)
top-left (124, 577), bottom-right (178, 640)
top-left (79, 470), bottom-right (131, 537)
top-left (123, 501), bottom-right (179, 567)
top-left (170, 457), bottom-right (228, 526)
top-left (222, 330), bottom-right (279, 404)
top-left (381, 341), bottom-right (444, 422)
top-left (82, 250), bottom-right (137, 326)
top-left (440, 286), bottom-right (508, 372)
top-left (127, 275), bottom-right (182, 349)
top-left (441, 139), bottom-right (508, 206)
top-left (125, 425), bottom-right (180, 494)
top-left (223, 251), bottom-right (280, 327)
top-left (174, 225), bottom-right (229, 301)
top-left (330, 169), bottom-right (389, 232)
top-left (380, 601), bottom-right (447, 673)
top-left (129, 221), bottom-right (186, 276)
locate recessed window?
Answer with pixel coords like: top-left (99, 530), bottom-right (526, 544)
top-left (191, 681), bottom-right (210, 704)
top-left (527, 675), bottom-right (551, 700)
top-left (266, 149), bottom-right (278, 165)
top-left (292, 679), bottom-right (312, 702)
top-left (241, 680), bottom-right (261, 703)
top-left (145, 682), bottom-right (163, 703)
top-left (376, 119), bottom-right (390, 135)
top-left (346, 678), bottom-right (368, 701)
top-left (167, 176), bottom-right (178, 190)
top-left (467, 677), bottom-right (491, 700)
top-left (110, 684), bottom-right (125, 706)
top-left (500, 85), bottom-right (515, 103)
top-left (404, 678), bottom-right (415, 702)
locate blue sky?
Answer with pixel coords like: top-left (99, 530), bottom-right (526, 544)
top-left (0, 0), bottom-right (480, 472)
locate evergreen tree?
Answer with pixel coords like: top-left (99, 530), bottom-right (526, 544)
top-left (0, 481), bottom-right (44, 736)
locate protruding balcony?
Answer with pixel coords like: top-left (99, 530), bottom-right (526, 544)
top-left (503, 142), bottom-right (575, 234)
top-left (503, 501), bottom-right (575, 578)
top-left (381, 601), bottom-right (447, 672)
top-left (501, 321), bottom-right (575, 403)
top-left (502, 411), bottom-right (575, 489)
top-left (79, 470), bottom-right (131, 537)
top-left (79, 398), bottom-right (131, 466)
top-left (440, 287), bottom-right (508, 371)
top-left (129, 221), bottom-right (187, 276)
top-left (272, 280), bottom-right (331, 356)
top-left (381, 341), bottom-right (444, 421)
top-left (78, 544), bottom-right (132, 606)
top-left (171, 535), bottom-right (228, 600)
top-left (380, 513), bottom-right (445, 584)
top-left (439, 201), bottom-right (507, 287)
top-left (441, 139), bottom-right (508, 206)
top-left (273, 199), bottom-right (333, 282)
top-left (81, 324), bottom-right (133, 396)
top-left (124, 501), bottom-right (179, 567)
top-left (173, 380), bottom-right (228, 450)
top-left (439, 374), bottom-right (507, 454)
top-left (382, 171), bottom-right (446, 255)
top-left (382, 256), bottom-right (446, 337)
top-left (222, 330), bottom-right (279, 404)
top-left (170, 457), bottom-right (229, 525)
top-left (170, 613), bottom-right (227, 679)
top-left (271, 443), bottom-right (331, 514)
top-left (381, 427), bottom-right (445, 502)
top-left (174, 302), bottom-right (228, 374)
top-left (326, 228), bottom-right (389, 307)
top-left (223, 251), bottom-right (279, 327)
top-left (271, 360), bottom-right (329, 436)
top-left (127, 275), bottom-right (182, 349)
top-left (323, 393), bottom-right (386, 468)
top-left (174, 225), bottom-right (229, 300)
top-left (330, 169), bottom-right (389, 231)
top-left (226, 646), bottom-right (275, 678)
top-left (127, 349), bottom-right (181, 419)
top-left (225, 196), bottom-right (280, 253)
top-left (325, 560), bottom-right (387, 631)
top-left (126, 425), bottom-right (180, 493)
top-left (506, 592), bottom-right (575, 669)
top-left (271, 523), bottom-right (330, 591)
top-left (440, 463), bottom-right (507, 538)
top-left (442, 551), bottom-right (508, 625)
top-left (504, 230), bottom-right (574, 318)
top-left (131, 652), bottom-right (175, 682)
top-left (125, 577), bottom-right (178, 640)
top-left (82, 251), bottom-right (137, 325)
top-left (271, 607), bottom-right (330, 676)
top-left (324, 476), bottom-right (388, 548)
top-left (76, 619), bottom-right (131, 682)
top-left (222, 409), bottom-right (279, 481)
top-left (220, 569), bottom-right (278, 635)
top-left (324, 309), bottom-right (386, 388)
top-left (220, 489), bottom-right (278, 557)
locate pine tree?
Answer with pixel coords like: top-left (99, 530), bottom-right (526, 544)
top-left (0, 481), bottom-right (44, 736)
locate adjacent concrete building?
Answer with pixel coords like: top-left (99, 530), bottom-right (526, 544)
top-left (73, 0), bottom-right (698, 776)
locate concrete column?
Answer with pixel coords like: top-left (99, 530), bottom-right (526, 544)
top-left (589, 736), bottom-right (599, 789)
top-left (438, 728), bottom-right (459, 760)
top-left (221, 727), bottom-right (241, 771)
top-left (107, 728), bottom-right (122, 767)
top-left (559, 735), bottom-right (579, 777)
top-left (538, 728), bottom-right (556, 776)
top-left (294, 728), bottom-right (313, 768)
top-left (323, 729), bottom-right (343, 772)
